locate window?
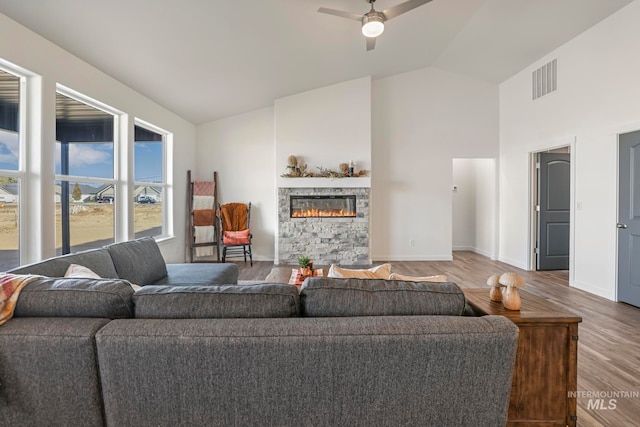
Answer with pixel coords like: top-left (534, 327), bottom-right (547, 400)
top-left (134, 121), bottom-right (167, 239)
top-left (55, 90), bottom-right (116, 254)
top-left (0, 68), bottom-right (22, 270)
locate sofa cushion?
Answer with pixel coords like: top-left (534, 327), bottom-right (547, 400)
top-left (14, 277), bottom-right (135, 318)
top-left (327, 263), bottom-right (392, 279)
top-left (155, 263), bottom-right (239, 286)
top-left (133, 284), bottom-right (300, 318)
top-left (300, 277), bottom-right (466, 317)
top-left (7, 247), bottom-right (119, 279)
top-left (106, 237), bottom-right (168, 285)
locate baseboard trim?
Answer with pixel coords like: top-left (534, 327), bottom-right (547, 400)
top-left (470, 247), bottom-right (495, 259)
top-left (372, 255), bottom-right (454, 262)
top-left (453, 247), bottom-right (495, 259)
top-left (452, 246), bottom-right (474, 251)
top-left (497, 256), bottom-right (528, 271)
top-left (571, 280), bottom-right (616, 301)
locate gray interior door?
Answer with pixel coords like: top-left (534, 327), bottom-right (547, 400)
top-left (618, 131), bottom-right (640, 308)
top-left (537, 152), bottom-right (570, 270)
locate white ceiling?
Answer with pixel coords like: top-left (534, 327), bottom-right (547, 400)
top-left (0, 0), bottom-right (632, 124)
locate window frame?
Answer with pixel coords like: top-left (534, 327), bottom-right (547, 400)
top-left (133, 117), bottom-right (172, 240)
top-left (55, 85), bottom-right (121, 253)
top-left (0, 64), bottom-right (27, 268)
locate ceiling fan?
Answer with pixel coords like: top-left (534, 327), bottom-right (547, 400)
top-left (318, 0), bottom-right (433, 51)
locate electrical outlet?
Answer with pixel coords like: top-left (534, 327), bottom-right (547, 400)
top-left (409, 239), bottom-right (415, 247)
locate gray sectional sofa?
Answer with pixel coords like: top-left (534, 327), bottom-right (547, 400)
top-left (1, 250), bottom-right (519, 427)
top-left (8, 236), bottom-right (239, 286)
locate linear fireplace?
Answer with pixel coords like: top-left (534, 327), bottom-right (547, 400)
top-left (278, 187), bottom-right (370, 266)
top-left (290, 195), bottom-right (356, 218)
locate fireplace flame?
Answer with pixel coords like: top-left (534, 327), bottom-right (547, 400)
top-left (292, 208), bottom-right (356, 218)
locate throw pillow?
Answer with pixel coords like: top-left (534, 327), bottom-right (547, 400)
top-left (65, 264), bottom-right (141, 291)
top-left (223, 229), bottom-right (251, 245)
top-left (327, 263), bottom-right (391, 279)
top-left (64, 264), bottom-right (102, 279)
top-left (388, 272), bottom-right (447, 282)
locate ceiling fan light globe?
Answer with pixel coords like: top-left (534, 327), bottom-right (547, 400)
top-left (362, 14), bottom-right (384, 38)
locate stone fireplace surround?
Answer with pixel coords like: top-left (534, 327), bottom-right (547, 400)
top-left (277, 187), bottom-right (370, 266)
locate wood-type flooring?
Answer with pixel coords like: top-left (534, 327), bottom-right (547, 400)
top-left (233, 251), bottom-right (640, 427)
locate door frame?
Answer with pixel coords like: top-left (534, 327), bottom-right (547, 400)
top-left (527, 139), bottom-right (576, 284)
top-left (614, 125), bottom-right (640, 303)
top-left (613, 122), bottom-right (640, 302)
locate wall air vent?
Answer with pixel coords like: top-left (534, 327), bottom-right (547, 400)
top-left (532, 59), bottom-right (557, 100)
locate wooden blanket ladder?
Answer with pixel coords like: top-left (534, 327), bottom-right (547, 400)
top-left (187, 170), bottom-right (220, 262)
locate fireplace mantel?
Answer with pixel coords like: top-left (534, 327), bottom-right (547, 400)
top-left (277, 177), bottom-right (371, 188)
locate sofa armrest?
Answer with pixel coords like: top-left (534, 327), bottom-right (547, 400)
top-left (0, 317), bottom-right (110, 426)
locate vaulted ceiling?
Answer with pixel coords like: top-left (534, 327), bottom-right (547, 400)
top-left (0, 0), bottom-right (632, 124)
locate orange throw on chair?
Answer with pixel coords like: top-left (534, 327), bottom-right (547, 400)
top-left (220, 203), bottom-right (248, 233)
top-left (218, 202), bottom-right (253, 265)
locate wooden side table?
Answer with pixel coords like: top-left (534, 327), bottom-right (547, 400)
top-left (463, 288), bottom-right (582, 427)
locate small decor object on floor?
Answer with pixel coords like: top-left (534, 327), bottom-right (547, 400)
top-left (487, 274), bottom-right (503, 302)
top-left (498, 272), bottom-right (526, 310)
top-left (298, 255), bottom-right (313, 278)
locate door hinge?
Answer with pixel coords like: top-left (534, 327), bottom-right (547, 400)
top-left (572, 335), bottom-right (579, 341)
top-left (535, 247), bottom-right (539, 254)
top-left (536, 205), bottom-right (540, 212)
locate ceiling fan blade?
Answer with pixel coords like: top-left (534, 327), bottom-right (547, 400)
top-left (317, 7), bottom-right (363, 21)
top-left (382, 0), bottom-right (433, 21)
top-left (366, 37), bottom-right (376, 51)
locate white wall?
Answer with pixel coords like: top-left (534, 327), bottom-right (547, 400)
top-left (196, 76), bottom-right (372, 263)
top-left (372, 67), bottom-right (499, 261)
top-left (0, 12), bottom-right (196, 263)
top-left (499, 0), bottom-right (640, 300)
top-left (197, 69), bottom-right (498, 263)
top-left (196, 107), bottom-right (275, 261)
top-left (274, 76), bottom-right (372, 182)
